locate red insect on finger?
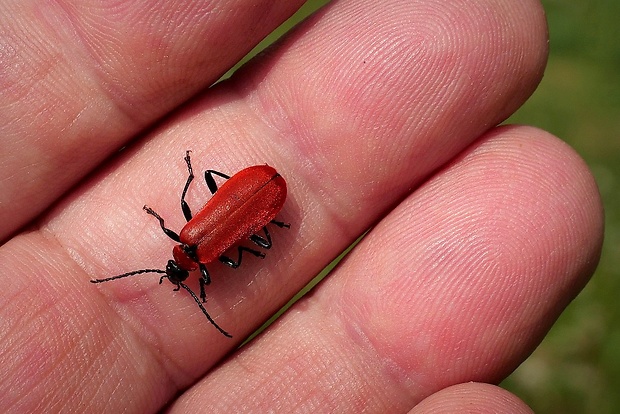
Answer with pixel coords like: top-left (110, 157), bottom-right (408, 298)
top-left (91, 151), bottom-right (290, 337)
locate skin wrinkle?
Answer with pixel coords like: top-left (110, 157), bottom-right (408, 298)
top-left (0, 236), bottom-right (154, 411)
top-left (51, 0), bottom-right (169, 126)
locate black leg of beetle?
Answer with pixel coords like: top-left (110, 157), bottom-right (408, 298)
top-left (270, 219), bottom-right (291, 229)
top-left (180, 150), bottom-right (194, 222)
top-left (199, 263), bottom-right (211, 286)
top-left (198, 263), bottom-right (211, 302)
top-left (199, 277), bottom-right (207, 304)
top-left (249, 221), bottom-right (290, 249)
top-left (170, 281), bottom-right (181, 292)
top-left (143, 206), bottom-right (181, 242)
top-left (220, 246), bottom-right (265, 269)
top-left (204, 170), bottom-right (231, 194)
top-left (250, 226), bottom-right (272, 249)
top-left (178, 282), bottom-right (232, 338)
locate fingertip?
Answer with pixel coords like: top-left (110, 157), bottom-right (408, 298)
top-left (410, 382), bottom-right (533, 414)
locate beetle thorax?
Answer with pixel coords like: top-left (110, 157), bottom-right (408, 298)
top-left (172, 244), bottom-right (199, 271)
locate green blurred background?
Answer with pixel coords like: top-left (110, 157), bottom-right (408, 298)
top-left (239, 1), bottom-right (619, 412)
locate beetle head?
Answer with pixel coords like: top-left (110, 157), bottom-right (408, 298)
top-left (160, 260), bottom-right (190, 285)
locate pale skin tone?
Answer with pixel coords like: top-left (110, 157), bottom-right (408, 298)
top-left (0, 0), bottom-right (604, 412)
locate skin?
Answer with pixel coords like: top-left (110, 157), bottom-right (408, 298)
top-left (0, 0), bottom-right (603, 412)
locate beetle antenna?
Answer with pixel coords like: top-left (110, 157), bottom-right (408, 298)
top-left (178, 282), bottom-right (232, 338)
top-left (90, 269), bottom-right (166, 284)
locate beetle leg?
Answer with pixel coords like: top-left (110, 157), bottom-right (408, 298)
top-left (180, 150), bottom-right (195, 222)
top-left (220, 246), bottom-right (265, 269)
top-left (250, 220), bottom-right (290, 248)
top-left (204, 170), bottom-right (231, 194)
top-left (199, 263), bottom-right (211, 285)
top-left (143, 206), bottom-right (181, 242)
top-left (198, 276), bottom-right (207, 303)
top-left (198, 263), bottom-right (211, 303)
top-left (250, 226), bottom-right (272, 249)
top-left (270, 219), bottom-right (291, 229)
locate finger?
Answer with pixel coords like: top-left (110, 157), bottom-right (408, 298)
top-left (171, 127), bottom-right (603, 411)
top-left (0, 0), bottom-right (305, 239)
top-left (410, 383), bottom-right (534, 414)
top-left (0, 0), bottom-right (551, 411)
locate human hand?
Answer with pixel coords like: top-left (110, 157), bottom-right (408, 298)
top-left (0, 0), bottom-right (603, 412)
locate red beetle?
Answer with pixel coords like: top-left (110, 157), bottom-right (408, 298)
top-left (91, 151), bottom-right (289, 337)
